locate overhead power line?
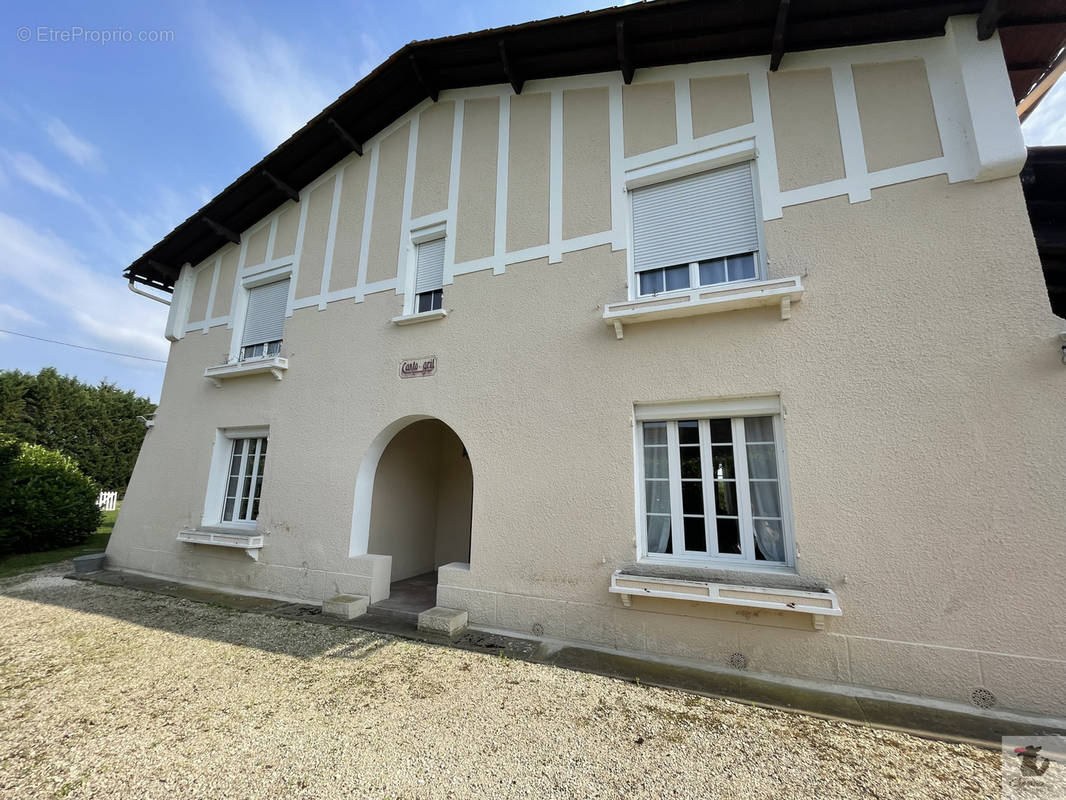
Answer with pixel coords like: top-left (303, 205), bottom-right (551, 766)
top-left (0, 329), bottom-right (167, 364)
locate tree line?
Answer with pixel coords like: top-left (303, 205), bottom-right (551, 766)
top-left (0, 367), bottom-right (156, 493)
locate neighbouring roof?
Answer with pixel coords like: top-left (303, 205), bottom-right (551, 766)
top-left (1022, 147), bottom-right (1066, 318)
top-left (125, 0), bottom-right (1066, 292)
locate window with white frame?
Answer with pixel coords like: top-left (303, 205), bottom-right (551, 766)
top-left (414, 237), bottom-right (445, 313)
top-left (631, 161), bottom-right (763, 298)
top-left (240, 278), bottom-right (289, 361)
top-left (220, 435), bottom-right (267, 524)
top-left (639, 413), bottom-right (792, 566)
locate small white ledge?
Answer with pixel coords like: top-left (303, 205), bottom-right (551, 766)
top-left (391, 309), bottom-right (447, 326)
top-left (204, 356), bottom-right (287, 387)
top-left (609, 570), bottom-right (841, 629)
top-left (603, 276), bottom-right (804, 339)
top-left (177, 528), bottom-right (264, 560)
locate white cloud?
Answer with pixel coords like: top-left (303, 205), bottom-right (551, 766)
top-left (1023, 78), bottom-right (1066, 147)
top-left (2, 150), bottom-right (81, 203)
top-left (199, 19), bottom-right (350, 152)
top-left (0, 211), bottom-right (169, 361)
top-left (0, 303), bottom-right (39, 327)
top-left (44, 117), bottom-right (105, 173)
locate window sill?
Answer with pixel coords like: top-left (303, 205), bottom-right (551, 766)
top-left (177, 528), bottom-right (264, 560)
top-left (603, 275), bottom-right (804, 339)
top-left (391, 309), bottom-right (447, 326)
top-left (609, 568), bottom-right (841, 629)
top-left (204, 356), bottom-right (288, 387)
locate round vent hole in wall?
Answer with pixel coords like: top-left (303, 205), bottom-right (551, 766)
top-left (531, 623), bottom-right (545, 637)
top-left (970, 687), bottom-right (997, 709)
top-left (728, 652), bottom-right (749, 671)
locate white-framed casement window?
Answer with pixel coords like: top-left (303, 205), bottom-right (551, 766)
top-left (630, 160), bottom-right (764, 298)
top-left (203, 427), bottom-right (269, 529)
top-left (636, 399), bottom-right (794, 568)
top-left (238, 277), bottom-right (289, 361)
top-left (414, 236), bottom-right (445, 313)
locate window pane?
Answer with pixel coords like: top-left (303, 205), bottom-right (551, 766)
top-left (645, 481), bottom-right (671, 514)
top-left (226, 476), bottom-right (239, 496)
top-left (750, 481), bottom-right (781, 518)
top-left (709, 418), bottom-right (732, 443)
top-left (638, 270), bottom-right (663, 295)
top-left (744, 416), bottom-right (774, 443)
top-left (711, 446), bottom-right (735, 480)
top-left (230, 439), bottom-right (244, 469)
top-left (223, 497), bottom-right (236, 522)
top-left (664, 264), bottom-right (690, 291)
top-left (746, 444), bottom-right (779, 479)
top-left (716, 517), bottom-right (741, 555)
top-left (753, 519), bottom-right (785, 562)
top-left (678, 420), bottom-right (699, 445)
top-left (417, 290), bottom-right (443, 313)
top-left (644, 447), bottom-right (669, 479)
top-left (643, 422), bottom-right (667, 445)
top-left (683, 517), bottom-right (706, 552)
top-left (728, 253), bottom-right (756, 281)
top-left (698, 258), bottom-right (726, 286)
top-left (680, 449), bottom-right (701, 479)
top-left (647, 515), bottom-right (672, 553)
top-left (715, 481), bottom-right (738, 516)
top-left (681, 481), bottom-right (704, 515)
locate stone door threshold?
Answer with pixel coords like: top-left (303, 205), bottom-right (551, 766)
top-left (67, 568), bottom-right (1066, 748)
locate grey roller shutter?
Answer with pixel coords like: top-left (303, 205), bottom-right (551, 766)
top-left (414, 238), bottom-right (445, 294)
top-left (631, 162), bottom-right (760, 273)
top-left (241, 279), bottom-right (289, 347)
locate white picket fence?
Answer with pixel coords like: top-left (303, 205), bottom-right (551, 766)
top-left (96, 491), bottom-right (118, 512)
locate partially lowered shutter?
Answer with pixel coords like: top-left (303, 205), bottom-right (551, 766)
top-left (414, 238), bottom-right (446, 294)
top-left (631, 162), bottom-right (760, 273)
top-left (241, 279), bottom-right (289, 347)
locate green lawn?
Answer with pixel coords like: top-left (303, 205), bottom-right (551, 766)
top-left (0, 507), bottom-right (117, 579)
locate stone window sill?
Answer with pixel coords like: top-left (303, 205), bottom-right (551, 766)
top-left (602, 275), bottom-right (804, 339)
top-left (204, 356), bottom-right (288, 387)
top-left (177, 528), bottom-right (264, 560)
top-left (609, 568), bottom-right (841, 629)
top-left (391, 309), bottom-right (447, 326)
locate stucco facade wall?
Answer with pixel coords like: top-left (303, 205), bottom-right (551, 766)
top-left (109, 36), bottom-right (1064, 718)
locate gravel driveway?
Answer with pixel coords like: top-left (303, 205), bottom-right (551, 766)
top-left (0, 563), bottom-right (999, 799)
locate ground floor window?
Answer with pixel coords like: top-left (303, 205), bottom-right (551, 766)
top-left (640, 413), bottom-right (792, 566)
top-left (222, 437), bottom-right (267, 523)
top-left (202, 427), bottom-right (269, 529)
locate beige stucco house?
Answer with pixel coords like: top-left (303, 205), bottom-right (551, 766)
top-left (111, 2), bottom-right (1066, 723)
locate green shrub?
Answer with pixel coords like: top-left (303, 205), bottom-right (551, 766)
top-left (0, 436), bottom-right (102, 555)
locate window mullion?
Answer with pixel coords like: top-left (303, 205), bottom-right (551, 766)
top-left (665, 421), bottom-right (684, 556)
top-left (236, 437), bottom-right (253, 522)
top-left (245, 438), bottom-right (263, 524)
top-left (732, 417), bottom-right (756, 561)
top-left (695, 419), bottom-right (716, 556)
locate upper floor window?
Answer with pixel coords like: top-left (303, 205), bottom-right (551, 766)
top-left (638, 409), bottom-right (793, 567)
top-left (631, 161), bottom-right (763, 298)
top-left (240, 278), bottom-right (289, 361)
top-left (414, 236), bottom-right (445, 313)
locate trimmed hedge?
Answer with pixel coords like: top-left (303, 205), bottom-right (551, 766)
top-left (0, 437), bottom-right (102, 555)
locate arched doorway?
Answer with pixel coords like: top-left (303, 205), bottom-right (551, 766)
top-left (364, 418), bottom-right (472, 617)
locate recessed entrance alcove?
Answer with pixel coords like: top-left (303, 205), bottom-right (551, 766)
top-left (361, 418), bottom-right (472, 620)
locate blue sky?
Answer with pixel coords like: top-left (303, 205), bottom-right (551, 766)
top-left (1, 1), bottom-right (1063, 403)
